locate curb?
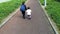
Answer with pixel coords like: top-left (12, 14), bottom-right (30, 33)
top-left (38, 0), bottom-right (59, 34)
top-left (41, 6), bottom-right (59, 34)
top-left (0, 0), bottom-right (29, 28)
top-left (0, 8), bottom-right (19, 28)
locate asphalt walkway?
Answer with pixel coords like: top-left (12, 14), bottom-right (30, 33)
top-left (0, 0), bottom-right (55, 34)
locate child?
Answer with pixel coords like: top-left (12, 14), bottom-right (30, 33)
top-left (20, 2), bottom-right (27, 19)
top-left (26, 7), bottom-right (32, 19)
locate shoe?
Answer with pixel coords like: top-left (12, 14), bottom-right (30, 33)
top-left (23, 17), bottom-right (25, 19)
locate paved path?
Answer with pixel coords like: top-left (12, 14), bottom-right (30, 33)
top-left (0, 0), bottom-right (55, 34)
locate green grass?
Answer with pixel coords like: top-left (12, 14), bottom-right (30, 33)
top-left (0, 0), bottom-right (26, 23)
top-left (40, 0), bottom-right (60, 31)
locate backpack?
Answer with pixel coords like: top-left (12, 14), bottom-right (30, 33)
top-left (20, 5), bottom-right (26, 11)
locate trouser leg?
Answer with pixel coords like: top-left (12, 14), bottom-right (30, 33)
top-left (23, 12), bottom-right (25, 18)
top-left (22, 11), bottom-right (25, 19)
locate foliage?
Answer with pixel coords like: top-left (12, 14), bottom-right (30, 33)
top-left (40, 0), bottom-right (60, 30)
top-left (0, 0), bottom-right (26, 23)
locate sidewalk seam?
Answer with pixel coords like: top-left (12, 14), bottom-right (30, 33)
top-left (0, 0), bottom-right (29, 28)
top-left (38, 0), bottom-right (59, 34)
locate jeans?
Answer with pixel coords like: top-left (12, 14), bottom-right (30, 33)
top-left (21, 11), bottom-right (25, 19)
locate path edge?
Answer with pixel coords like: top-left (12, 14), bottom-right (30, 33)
top-left (0, 8), bottom-right (20, 28)
top-left (0, 0), bottom-right (28, 28)
top-left (38, 0), bottom-right (59, 34)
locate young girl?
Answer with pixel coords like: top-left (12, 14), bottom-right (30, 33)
top-left (26, 7), bottom-right (32, 19)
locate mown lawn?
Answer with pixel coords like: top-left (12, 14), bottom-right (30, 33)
top-left (40, 0), bottom-right (60, 31)
top-left (0, 0), bottom-right (26, 23)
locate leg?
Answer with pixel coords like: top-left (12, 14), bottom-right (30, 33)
top-left (23, 11), bottom-right (25, 19)
top-left (21, 11), bottom-right (25, 19)
top-left (28, 15), bottom-right (31, 19)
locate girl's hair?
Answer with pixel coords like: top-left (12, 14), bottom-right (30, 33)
top-left (27, 7), bottom-right (30, 9)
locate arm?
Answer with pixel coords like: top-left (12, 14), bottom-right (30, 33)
top-left (24, 5), bottom-right (27, 10)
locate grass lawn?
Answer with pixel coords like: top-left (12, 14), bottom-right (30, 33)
top-left (0, 0), bottom-right (26, 24)
top-left (40, 0), bottom-right (60, 32)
